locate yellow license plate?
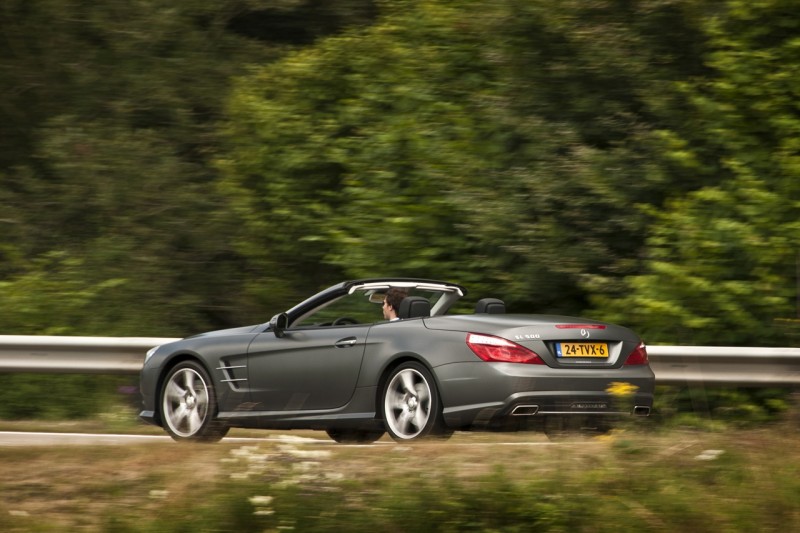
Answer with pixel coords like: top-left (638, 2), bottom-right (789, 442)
top-left (556, 342), bottom-right (609, 358)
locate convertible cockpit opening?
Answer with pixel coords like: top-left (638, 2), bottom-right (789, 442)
top-left (290, 280), bottom-right (464, 327)
top-left (351, 280), bottom-right (463, 317)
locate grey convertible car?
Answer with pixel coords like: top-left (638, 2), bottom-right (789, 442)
top-left (139, 278), bottom-right (654, 442)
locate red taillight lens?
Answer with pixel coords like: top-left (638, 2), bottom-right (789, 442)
top-left (466, 333), bottom-right (545, 364)
top-left (624, 342), bottom-right (649, 365)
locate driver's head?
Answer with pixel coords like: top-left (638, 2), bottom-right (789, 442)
top-left (383, 288), bottom-right (409, 320)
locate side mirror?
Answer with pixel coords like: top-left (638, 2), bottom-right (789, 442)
top-left (269, 313), bottom-right (289, 338)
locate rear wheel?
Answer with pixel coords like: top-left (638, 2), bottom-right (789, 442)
top-left (160, 361), bottom-right (229, 442)
top-left (325, 428), bottom-right (385, 444)
top-left (381, 362), bottom-right (451, 441)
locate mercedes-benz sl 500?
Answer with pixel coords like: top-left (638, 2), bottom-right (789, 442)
top-left (139, 278), bottom-right (654, 443)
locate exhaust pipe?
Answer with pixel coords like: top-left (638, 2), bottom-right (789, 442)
top-left (511, 405), bottom-right (539, 416)
top-left (632, 406), bottom-right (651, 417)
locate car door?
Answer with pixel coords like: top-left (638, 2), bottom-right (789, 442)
top-left (246, 324), bottom-right (371, 412)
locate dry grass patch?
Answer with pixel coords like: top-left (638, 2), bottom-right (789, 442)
top-left (0, 425), bottom-right (798, 531)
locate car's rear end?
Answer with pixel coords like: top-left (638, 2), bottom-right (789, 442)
top-left (423, 314), bottom-right (655, 431)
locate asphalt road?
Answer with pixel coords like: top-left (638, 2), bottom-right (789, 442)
top-left (0, 431), bottom-right (558, 447)
top-left (0, 431), bottom-right (316, 446)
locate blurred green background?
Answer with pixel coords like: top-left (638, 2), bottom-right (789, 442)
top-left (1, 0), bottom-right (798, 347)
top-left (2, 9), bottom-right (798, 532)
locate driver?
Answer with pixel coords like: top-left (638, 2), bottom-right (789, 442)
top-left (382, 288), bottom-right (408, 321)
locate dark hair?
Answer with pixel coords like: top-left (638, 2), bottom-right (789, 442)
top-left (385, 288), bottom-right (409, 311)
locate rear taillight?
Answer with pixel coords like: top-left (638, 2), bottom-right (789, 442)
top-left (624, 342), bottom-right (649, 365)
top-left (466, 333), bottom-right (545, 364)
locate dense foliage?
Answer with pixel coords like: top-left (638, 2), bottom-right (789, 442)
top-left (1, 0), bottom-right (798, 346)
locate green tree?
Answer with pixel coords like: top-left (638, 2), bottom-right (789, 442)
top-left (221, 0), bottom-right (725, 313)
top-left (0, 1), bottom-right (379, 335)
top-left (1, 119), bottom-right (252, 335)
top-left (600, 0), bottom-right (800, 345)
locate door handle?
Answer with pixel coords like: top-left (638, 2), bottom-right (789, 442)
top-left (334, 337), bottom-right (358, 348)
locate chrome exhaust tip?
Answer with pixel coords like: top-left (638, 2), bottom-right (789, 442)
top-left (633, 406), bottom-right (651, 417)
top-left (511, 405), bottom-right (539, 416)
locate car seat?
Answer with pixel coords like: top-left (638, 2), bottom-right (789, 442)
top-left (398, 296), bottom-right (431, 319)
top-left (475, 298), bottom-right (505, 314)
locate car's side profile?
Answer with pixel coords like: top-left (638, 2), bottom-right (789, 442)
top-left (139, 278), bottom-right (655, 442)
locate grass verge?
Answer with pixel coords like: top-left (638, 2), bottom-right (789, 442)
top-left (0, 423), bottom-right (798, 532)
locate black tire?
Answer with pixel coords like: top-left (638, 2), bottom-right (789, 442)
top-left (381, 361), bottom-right (451, 441)
top-left (160, 360), bottom-right (229, 442)
top-left (325, 428), bottom-right (385, 444)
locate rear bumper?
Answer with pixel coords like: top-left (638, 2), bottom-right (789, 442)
top-left (436, 361), bottom-right (655, 429)
top-left (442, 390), bottom-right (654, 429)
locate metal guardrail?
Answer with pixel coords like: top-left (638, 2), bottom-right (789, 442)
top-left (647, 345), bottom-right (800, 386)
top-left (0, 336), bottom-right (178, 374)
top-left (0, 336), bottom-right (799, 386)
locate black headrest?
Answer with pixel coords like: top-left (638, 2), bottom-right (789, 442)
top-left (475, 298), bottom-right (505, 314)
top-left (398, 296), bottom-right (431, 319)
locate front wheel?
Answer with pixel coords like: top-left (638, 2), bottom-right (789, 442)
top-left (160, 361), bottom-right (229, 442)
top-left (381, 362), bottom-right (450, 441)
